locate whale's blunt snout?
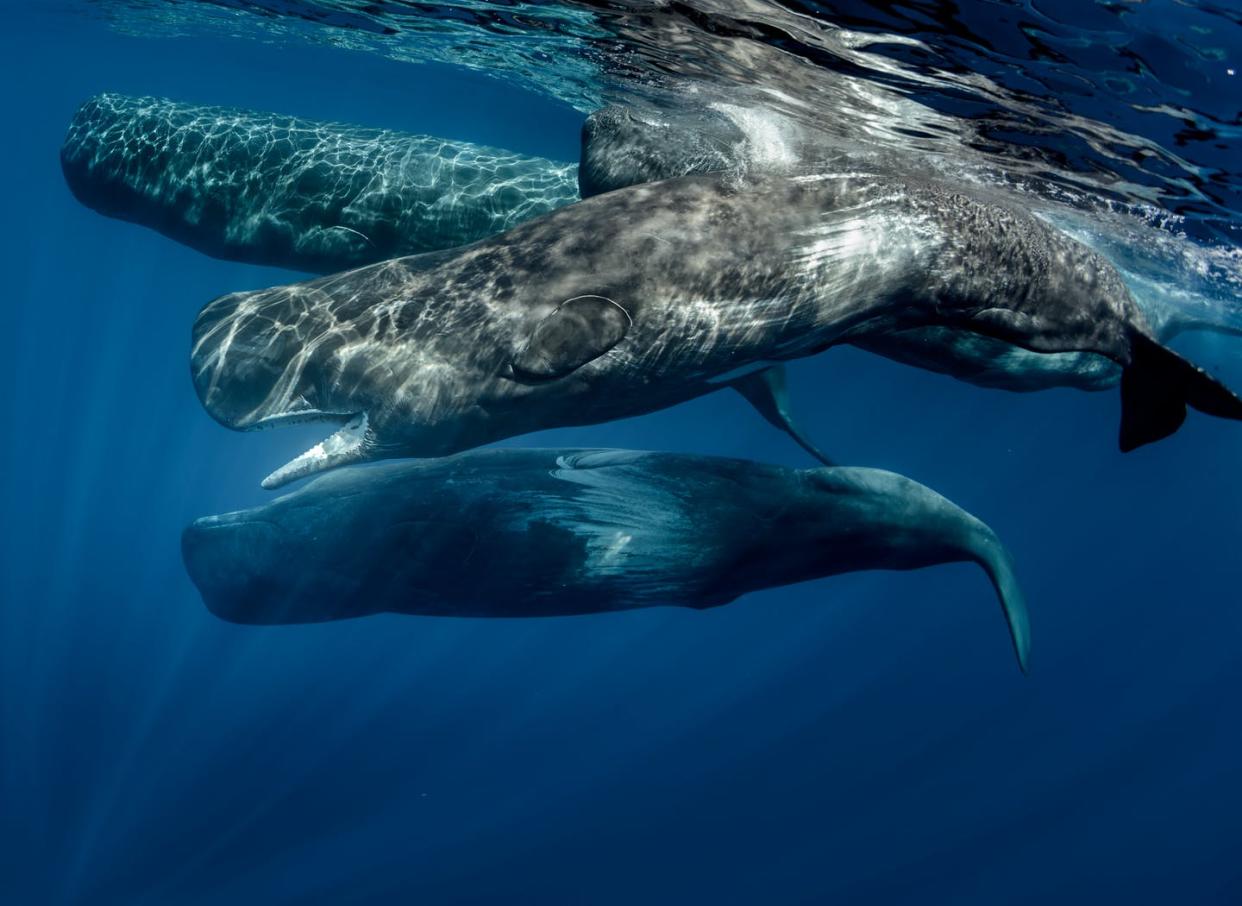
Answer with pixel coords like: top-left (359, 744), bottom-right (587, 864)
top-left (181, 516), bottom-right (286, 623)
top-left (190, 290), bottom-right (377, 489)
top-left (60, 95), bottom-right (120, 214)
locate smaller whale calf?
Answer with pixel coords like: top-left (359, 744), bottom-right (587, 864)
top-left (182, 448), bottom-right (1031, 672)
top-left (61, 94), bottom-right (580, 273)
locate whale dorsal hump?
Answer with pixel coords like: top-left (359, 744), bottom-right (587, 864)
top-left (512, 295), bottom-right (631, 380)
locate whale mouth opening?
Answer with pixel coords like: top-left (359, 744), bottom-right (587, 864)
top-left (254, 410), bottom-right (373, 490)
top-left (247, 409), bottom-right (356, 432)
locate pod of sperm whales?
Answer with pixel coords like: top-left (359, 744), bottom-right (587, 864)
top-left (581, 103), bottom-right (1242, 397)
top-left (60, 93), bottom-right (580, 273)
top-left (181, 448), bottom-right (1031, 672)
top-left (191, 169), bottom-right (1242, 489)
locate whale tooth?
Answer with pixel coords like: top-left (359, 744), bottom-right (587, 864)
top-left (261, 413), bottom-right (371, 490)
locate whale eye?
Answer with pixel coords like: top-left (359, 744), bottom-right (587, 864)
top-left (511, 295), bottom-right (631, 381)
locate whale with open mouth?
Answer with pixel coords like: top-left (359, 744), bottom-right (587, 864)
top-left (191, 170), bottom-right (1242, 489)
top-left (182, 448), bottom-right (1031, 673)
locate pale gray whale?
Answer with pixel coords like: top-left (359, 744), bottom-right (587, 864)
top-left (190, 170), bottom-right (1242, 489)
top-left (181, 448), bottom-right (1031, 672)
top-left (61, 93), bottom-right (579, 273)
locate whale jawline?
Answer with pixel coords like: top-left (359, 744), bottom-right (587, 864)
top-left (257, 411), bottom-right (372, 490)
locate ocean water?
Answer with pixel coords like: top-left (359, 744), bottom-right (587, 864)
top-left (2, 2), bottom-right (1242, 903)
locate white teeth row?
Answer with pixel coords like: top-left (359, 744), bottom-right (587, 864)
top-left (249, 409), bottom-right (351, 431)
top-left (260, 413), bottom-right (370, 490)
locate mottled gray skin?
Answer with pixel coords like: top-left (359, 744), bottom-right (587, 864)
top-left (192, 170), bottom-right (1233, 489)
top-left (61, 93), bottom-right (580, 273)
top-left (579, 104), bottom-right (1242, 395)
top-left (182, 449), bottom-right (1030, 672)
top-left (579, 105), bottom-right (751, 198)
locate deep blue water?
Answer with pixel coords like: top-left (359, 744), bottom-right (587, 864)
top-left (3, 4), bottom-right (1242, 904)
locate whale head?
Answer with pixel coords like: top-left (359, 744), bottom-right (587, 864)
top-left (190, 245), bottom-right (664, 489)
top-left (181, 475), bottom-right (391, 624)
top-left (190, 277), bottom-right (394, 488)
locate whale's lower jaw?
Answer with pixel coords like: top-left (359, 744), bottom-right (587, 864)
top-left (246, 408), bottom-right (356, 431)
top-left (258, 411), bottom-right (373, 490)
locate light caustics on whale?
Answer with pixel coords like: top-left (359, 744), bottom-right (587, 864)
top-left (69, 92), bottom-right (1239, 406)
top-left (190, 170), bottom-right (1242, 491)
top-left (181, 448), bottom-right (1031, 673)
top-left (580, 104), bottom-right (1242, 397)
top-left (60, 93), bottom-right (581, 273)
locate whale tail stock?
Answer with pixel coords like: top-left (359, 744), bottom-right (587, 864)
top-left (963, 525), bottom-right (1031, 676)
top-left (810, 468), bottom-right (1030, 673)
top-left (1119, 332), bottom-right (1242, 452)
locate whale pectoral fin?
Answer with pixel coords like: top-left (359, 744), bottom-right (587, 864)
top-left (731, 365), bottom-right (834, 466)
top-left (511, 295), bottom-right (631, 381)
top-left (1120, 333), bottom-right (1242, 451)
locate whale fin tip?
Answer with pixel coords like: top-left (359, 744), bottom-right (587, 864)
top-left (1120, 333), bottom-right (1242, 452)
top-left (731, 365), bottom-right (834, 467)
top-left (972, 535), bottom-right (1031, 675)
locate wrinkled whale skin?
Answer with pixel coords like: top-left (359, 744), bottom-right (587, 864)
top-left (579, 104), bottom-right (1242, 397)
top-left (192, 168), bottom-right (1222, 488)
top-left (182, 448), bottom-right (1030, 670)
top-left (61, 93), bottom-right (580, 273)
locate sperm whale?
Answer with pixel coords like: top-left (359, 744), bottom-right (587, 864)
top-left (182, 448), bottom-right (1031, 672)
top-left (579, 103), bottom-right (1242, 398)
top-left (61, 93), bottom-right (580, 273)
top-left (190, 170), bottom-right (1242, 488)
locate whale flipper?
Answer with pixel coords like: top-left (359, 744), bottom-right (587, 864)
top-left (1120, 333), bottom-right (1242, 451)
top-left (512, 295), bottom-right (631, 380)
top-left (732, 366), bottom-right (834, 467)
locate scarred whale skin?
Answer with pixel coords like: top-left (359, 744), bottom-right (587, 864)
top-left (190, 170), bottom-right (1242, 489)
top-left (60, 93), bottom-right (580, 273)
top-left (181, 448), bottom-right (1031, 672)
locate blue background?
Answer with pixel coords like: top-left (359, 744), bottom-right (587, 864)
top-left (2, 8), bottom-right (1241, 904)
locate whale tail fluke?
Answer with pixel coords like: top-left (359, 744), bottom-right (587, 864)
top-left (966, 529), bottom-right (1031, 675)
top-left (1119, 333), bottom-right (1242, 452)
